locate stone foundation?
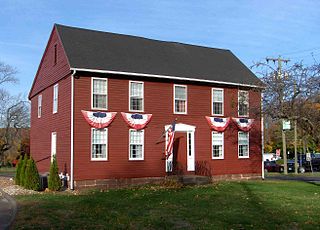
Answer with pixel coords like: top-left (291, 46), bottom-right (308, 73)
top-left (73, 173), bottom-right (262, 189)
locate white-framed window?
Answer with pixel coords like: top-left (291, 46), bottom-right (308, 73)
top-left (174, 85), bottom-right (187, 114)
top-left (91, 128), bottom-right (108, 160)
top-left (51, 132), bottom-right (57, 161)
top-left (92, 78), bottom-right (108, 110)
top-left (53, 83), bottom-right (58, 114)
top-left (129, 129), bottom-right (144, 160)
top-left (238, 131), bottom-right (249, 158)
top-left (212, 131), bottom-right (224, 159)
top-left (238, 90), bottom-right (249, 117)
top-left (38, 94), bottom-right (42, 118)
top-left (212, 88), bottom-right (224, 115)
top-left (129, 81), bottom-right (144, 112)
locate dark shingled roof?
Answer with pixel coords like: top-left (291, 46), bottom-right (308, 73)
top-left (56, 24), bottom-right (263, 87)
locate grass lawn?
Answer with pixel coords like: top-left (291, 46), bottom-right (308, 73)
top-left (13, 180), bottom-right (320, 229)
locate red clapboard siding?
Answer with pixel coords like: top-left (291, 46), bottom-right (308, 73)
top-left (73, 75), bottom-right (262, 181)
top-left (30, 27), bottom-right (71, 175)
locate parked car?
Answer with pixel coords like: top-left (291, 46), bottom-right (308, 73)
top-left (298, 153), bottom-right (320, 173)
top-left (264, 161), bottom-right (284, 173)
top-left (287, 159), bottom-right (296, 172)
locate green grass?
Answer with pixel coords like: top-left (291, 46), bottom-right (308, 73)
top-left (0, 166), bottom-right (16, 174)
top-left (13, 180), bottom-right (320, 229)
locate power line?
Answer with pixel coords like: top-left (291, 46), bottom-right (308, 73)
top-left (280, 47), bottom-right (320, 56)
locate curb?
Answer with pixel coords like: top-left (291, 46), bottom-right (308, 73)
top-left (0, 188), bottom-right (17, 230)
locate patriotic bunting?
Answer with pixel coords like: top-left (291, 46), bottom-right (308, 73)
top-left (205, 116), bottom-right (231, 132)
top-left (232, 118), bottom-right (254, 132)
top-left (81, 110), bottom-right (117, 129)
top-left (121, 112), bottom-right (152, 130)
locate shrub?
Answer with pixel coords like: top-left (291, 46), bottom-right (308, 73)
top-left (19, 155), bottom-right (29, 187)
top-left (48, 155), bottom-right (61, 191)
top-left (24, 158), bottom-right (41, 191)
top-left (15, 156), bottom-right (23, 185)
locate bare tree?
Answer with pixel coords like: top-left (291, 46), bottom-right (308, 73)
top-left (0, 61), bottom-right (18, 85)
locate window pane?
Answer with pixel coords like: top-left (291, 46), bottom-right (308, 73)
top-left (129, 130), bottom-right (144, 159)
top-left (93, 95), bottom-right (107, 108)
top-left (93, 79), bottom-right (107, 94)
top-left (213, 102), bottom-right (222, 115)
top-left (239, 91), bottom-right (248, 116)
top-left (92, 129), bottom-right (107, 159)
top-left (130, 98), bottom-right (143, 111)
top-left (213, 90), bottom-right (223, 102)
top-left (175, 86), bottom-right (186, 99)
top-left (130, 82), bottom-right (143, 97)
top-left (175, 100), bottom-right (186, 113)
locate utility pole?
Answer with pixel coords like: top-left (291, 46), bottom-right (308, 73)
top-left (293, 81), bottom-right (298, 174)
top-left (266, 56), bottom-right (290, 174)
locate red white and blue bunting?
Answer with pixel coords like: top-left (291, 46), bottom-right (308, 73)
top-left (232, 118), bottom-right (254, 132)
top-left (81, 110), bottom-right (117, 129)
top-left (121, 112), bottom-right (152, 130)
top-left (205, 116), bottom-right (231, 132)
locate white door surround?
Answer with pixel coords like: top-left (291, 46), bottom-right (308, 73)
top-left (165, 123), bottom-right (196, 172)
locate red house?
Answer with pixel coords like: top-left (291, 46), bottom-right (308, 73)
top-left (29, 24), bottom-right (264, 189)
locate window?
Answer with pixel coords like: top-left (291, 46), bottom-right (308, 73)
top-left (212, 132), bottom-right (224, 159)
top-left (174, 85), bottom-right (187, 114)
top-left (91, 128), bottom-right (108, 160)
top-left (212, 88), bottom-right (224, 115)
top-left (51, 132), bottom-right (57, 160)
top-left (129, 129), bottom-right (144, 160)
top-left (54, 44), bottom-right (57, 65)
top-left (238, 90), bottom-right (249, 117)
top-left (53, 84), bottom-right (58, 113)
top-left (238, 131), bottom-right (249, 158)
top-left (92, 78), bottom-right (108, 109)
top-left (129, 81), bottom-right (144, 111)
top-left (38, 95), bottom-right (42, 118)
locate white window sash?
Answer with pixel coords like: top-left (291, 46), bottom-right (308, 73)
top-left (129, 129), bottom-right (144, 160)
top-left (212, 131), bottom-right (224, 159)
top-left (91, 78), bottom-right (108, 110)
top-left (174, 85), bottom-right (187, 114)
top-left (38, 95), bottom-right (42, 118)
top-left (238, 90), bottom-right (249, 117)
top-left (51, 132), bottom-right (57, 161)
top-left (129, 81), bottom-right (144, 112)
top-left (212, 88), bottom-right (224, 115)
top-left (238, 131), bottom-right (249, 158)
top-left (53, 84), bottom-right (58, 114)
top-left (91, 128), bottom-right (108, 161)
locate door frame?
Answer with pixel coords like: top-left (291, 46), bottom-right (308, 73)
top-left (165, 123), bottom-right (196, 172)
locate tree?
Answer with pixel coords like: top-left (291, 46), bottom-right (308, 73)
top-left (19, 155), bottom-right (28, 187)
top-left (48, 155), bottom-right (62, 191)
top-left (15, 155), bottom-right (23, 185)
top-left (24, 157), bottom-right (41, 191)
top-left (252, 61), bottom-right (320, 150)
top-left (0, 61), bottom-right (29, 162)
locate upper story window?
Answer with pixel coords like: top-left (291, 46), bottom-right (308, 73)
top-left (129, 129), bottom-right (144, 160)
top-left (238, 131), bottom-right (249, 158)
top-left (174, 85), bottom-right (187, 114)
top-left (212, 131), bottom-right (224, 159)
top-left (92, 78), bottom-right (108, 110)
top-left (129, 81), bottom-right (144, 112)
top-left (37, 95), bottom-right (42, 118)
top-left (54, 44), bottom-right (57, 65)
top-left (53, 84), bottom-right (58, 114)
top-left (238, 90), bottom-right (249, 117)
top-left (91, 128), bottom-right (108, 160)
top-left (212, 88), bottom-right (224, 115)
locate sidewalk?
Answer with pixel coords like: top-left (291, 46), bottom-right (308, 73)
top-left (0, 188), bottom-right (17, 230)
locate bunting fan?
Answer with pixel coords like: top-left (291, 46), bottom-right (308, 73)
top-left (121, 112), bottom-right (152, 130)
top-left (232, 118), bottom-right (254, 132)
top-left (81, 110), bottom-right (117, 129)
top-left (205, 116), bottom-right (230, 132)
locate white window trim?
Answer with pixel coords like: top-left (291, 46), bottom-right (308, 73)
top-left (238, 90), bottom-right (249, 117)
top-left (53, 83), bottom-right (58, 114)
top-left (51, 132), bottom-right (57, 161)
top-left (91, 128), bottom-right (108, 161)
top-left (173, 84), bottom-right (187, 114)
top-left (91, 77), bottom-right (108, 110)
top-left (38, 94), bottom-right (42, 118)
top-left (238, 131), bottom-right (250, 159)
top-left (129, 129), bottom-right (144, 161)
top-left (129, 80), bottom-right (144, 112)
top-left (211, 88), bottom-right (224, 116)
top-left (212, 131), bottom-right (224, 159)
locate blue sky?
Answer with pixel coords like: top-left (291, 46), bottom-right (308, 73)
top-left (1, 0), bottom-right (319, 97)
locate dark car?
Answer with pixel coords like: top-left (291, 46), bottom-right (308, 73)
top-left (287, 159), bottom-right (296, 172)
top-left (264, 161), bottom-right (284, 173)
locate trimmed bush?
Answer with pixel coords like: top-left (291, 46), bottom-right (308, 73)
top-left (19, 155), bottom-right (29, 187)
top-left (15, 156), bottom-right (23, 185)
top-left (48, 155), bottom-right (62, 191)
top-left (24, 158), bottom-right (41, 191)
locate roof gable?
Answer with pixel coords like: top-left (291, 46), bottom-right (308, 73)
top-left (55, 24), bottom-right (263, 87)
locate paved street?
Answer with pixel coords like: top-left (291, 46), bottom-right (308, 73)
top-left (0, 188), bottom-right (17, 230)
top-left (266, 174), bottom-right (320, 184)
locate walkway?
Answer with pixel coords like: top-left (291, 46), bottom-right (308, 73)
top-left (0, 188), bottom-right (17, 230)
